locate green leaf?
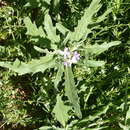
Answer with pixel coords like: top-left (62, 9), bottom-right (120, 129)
top-left (88, 105), bottom-right (109, 121)
top-left (44, 13), bottom-right (60, 44)
top-left (24, 0), bottom-right (40, 8)
top-left (43, 0), bottom-right (51, 5)
top-left (39, 126), bottom-right (64, 130)
top-left (56, 23), bottom-right (69, 35)
top-left (84, 86), bottom-right (94, 108)
top-left (38, 126), bottom-right (54, 130)
top-left (119, 123), bottom-right (129, 130)
top-left (0, 45), bottom-right (6, 54)
top-left (34, 46), bottom-right (51, 54)
top-left (86, 60), bottom-right (105, 67)
top-left (126, 106), bottom-right (130, 122)
top-left (55, 1), bottom-right (112, 46)
top-left (69, 0), bottom-right (102, 42)
top-left (54, 64), bottom-right (64, 89)
top-left (86, 127), bottom-right (107, 130)
top-left (0, 54), bottom-right (55, 75)
top-left (25, 0), bottom-right (51, 8)
top-left (86, 41), bottom-right (121, 56)
top-left (53, 94), bottom-right (70, 127)
top-left (79, 104), bottom-right (110, 123)
top-left (96, 8), bottom-right (112, 23)
top-left (24, 17), bottom-right (45, 42)
top-left (65, 67), bottom-right (82, 118)
top-left (38, 126), bottom-right (64, 130)
top-left (24, 17), bottom-right (45, 37)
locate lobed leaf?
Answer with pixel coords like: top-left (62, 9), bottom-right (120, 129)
top-left (52, 94), bottom-right (70, 127)
top-left (24, 17), bottom-right (45, 42)
top-left (96, 8), bottom-right (112, 23)
top-left (65, 67), bottom-right (82, 118)
top-left (44, 13), bottom-right (60, 44)
top-left (85, 41), bottom-right (121, 56)
top-left (68, 0), bottom-right (102, 42)
top-left (0, 54), bottom-right (55, 75)
top-left (56, 23), bottom-right (69, 36)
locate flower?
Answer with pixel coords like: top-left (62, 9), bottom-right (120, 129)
top-left (63, 47), bottom-right (71, 59)
top-left (59, 47), bottom-right (80, 66)
top-left (71, 51), bottom-right (80, 63)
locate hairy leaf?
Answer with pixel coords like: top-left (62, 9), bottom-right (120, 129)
top-left (56, 23), bottom-right (69, 35)
top-left (60, 0), bottom-right (112, 45)
top-left (24, 17), bottom-right (45, 37)
top-left (53, 94), bottom-right (70, 127)
top-left (96, 8), bottom-right (112, 23)
top-left (44, 13), bottom-right (60, 44)
top-left (24, 17), bottom-right (45, 42)
top-left (65, 67), bottom-right (82, 118)
top-left (69, 0), bottom-right (102, 42)
top-left (54, 64), bottom-right (64, 89)
top-left (0, 54), bottom-right (55, 75)
top-left (85, 41), bottom-right (121, 56)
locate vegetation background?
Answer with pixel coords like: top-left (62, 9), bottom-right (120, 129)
top-left (0, 0), bottom-right (130, 130)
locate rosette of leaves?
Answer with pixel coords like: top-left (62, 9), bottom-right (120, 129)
top-left (0, 0), bottom-right (121, 129)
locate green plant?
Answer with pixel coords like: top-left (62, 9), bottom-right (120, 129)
top-left (0, 0), bottom-right (122, 129)
top-left (0, 0), bottom-right (129, 129)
